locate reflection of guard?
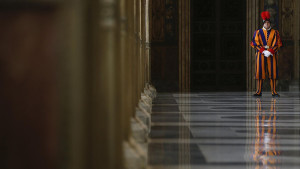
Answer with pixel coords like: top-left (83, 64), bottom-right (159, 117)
top-left (251, 11), bottom-right (283, 97)
top-left (253, 98), bottom-right (281, 168)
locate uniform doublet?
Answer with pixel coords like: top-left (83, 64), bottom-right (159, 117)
top-left (251, 28), bottom-right (282, 80)
top-left (252, 11), bottom-right (282, 96)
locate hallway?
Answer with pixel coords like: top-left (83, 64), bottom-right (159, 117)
top-left (2, 0), bottom-right (300, 169)
top-left (148, 92), bottom-right (300, 169)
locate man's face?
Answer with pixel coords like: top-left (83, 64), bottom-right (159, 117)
top-left (264, 21), bottom-right (271, 29)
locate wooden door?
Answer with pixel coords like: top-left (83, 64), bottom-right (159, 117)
top-left (190, 0), bottom-right (246, 91)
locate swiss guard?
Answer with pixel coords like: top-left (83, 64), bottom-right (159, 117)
top-left (251, 11), bottom-right (282, 97)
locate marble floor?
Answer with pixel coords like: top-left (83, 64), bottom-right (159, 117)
top-left (147, 92), bottom-right (300, 169)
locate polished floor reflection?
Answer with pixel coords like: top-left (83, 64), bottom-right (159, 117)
top-left (147, 92), bottom-right (300, 169)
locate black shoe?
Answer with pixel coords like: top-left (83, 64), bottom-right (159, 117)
top-left (253, 93), bottom-right (262, 97)
top-left (272, 93), bottom-right (280, 97)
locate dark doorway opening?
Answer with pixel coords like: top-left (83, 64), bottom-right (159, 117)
top-left (190, 0), bottom-right (246, 92)
top-left (150, 0), bottom-right (179, 92)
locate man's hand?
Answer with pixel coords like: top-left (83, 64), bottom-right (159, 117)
top-left (262, 50), bottom-right (272, 57)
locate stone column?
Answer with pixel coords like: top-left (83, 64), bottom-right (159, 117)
top-left (87, 0), bottom-right (123, 168)
top-left (0, 2), bottom-right (60, 169)
top-left (178, 3), bottom-right (192, 165)
top-left (140, 0), bottom-right (145, 91)
top-left (128, 0), bottom-right (134, 117)
top-left (246, 0), bottom-right (262, 91)
top-left (292, 0), bottom-right (300, 81)
top-left (120, 0), bottom-right (131, 141)
top-left (297, 0), bottom-right (300, 82)
top-left (145, 0), bottom-right (151, 86)
top-left (59, 1), bottom-right (88, 169)
top-left (142, 0), bottom-right (146, 91)
top-left (179, 0), bottom-right (190, 92)
top-left (134, 0), bottom-right (139, 111)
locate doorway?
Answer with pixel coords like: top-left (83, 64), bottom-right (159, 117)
top-left (190, 0), bottom-right (246, 91)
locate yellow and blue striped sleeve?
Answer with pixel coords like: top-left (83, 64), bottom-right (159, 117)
top-left (251, 30), bottom-right (264, 52)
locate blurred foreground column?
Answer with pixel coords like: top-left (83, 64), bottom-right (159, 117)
top-left (0, 2), bottom-right (59, 169)
top-left (1, 0), bottom-right (156, 169)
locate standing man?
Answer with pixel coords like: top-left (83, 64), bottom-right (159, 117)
top-left (251, 11), bottom-right (282, 97)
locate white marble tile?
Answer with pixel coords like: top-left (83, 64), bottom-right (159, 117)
top-left (148, 92), bottom-right (300, 168)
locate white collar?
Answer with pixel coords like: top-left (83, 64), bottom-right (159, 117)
top-left (263, 27), bottom-right (272, 31)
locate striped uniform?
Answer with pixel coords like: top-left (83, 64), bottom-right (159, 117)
top-left (250, 28), bottom-right (282, 80)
